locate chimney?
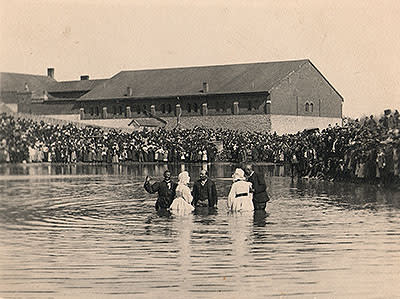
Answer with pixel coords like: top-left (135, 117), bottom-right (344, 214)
top-left (126, 86), bottom-right (133, 96)
top-left (47, 68), bottom-right (55, 79)
top-left (80, 75), bottom-right (89, 80)
top-left (202, 82), bottom-right (209, 93)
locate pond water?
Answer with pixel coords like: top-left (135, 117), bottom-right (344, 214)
top-left (0, 163), bottom-right (399, 298)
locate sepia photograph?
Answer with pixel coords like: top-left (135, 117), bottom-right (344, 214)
top-left (1, 0), bottom-right (399, 298)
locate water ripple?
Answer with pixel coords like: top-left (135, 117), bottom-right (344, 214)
top-left (0, 164), bottom-right (400, 298)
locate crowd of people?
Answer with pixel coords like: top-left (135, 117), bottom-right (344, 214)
top-left (1, 110), bottom-right (399, 185)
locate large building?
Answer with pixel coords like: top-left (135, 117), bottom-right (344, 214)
top-left (0, 59), bottom-right (343, 134)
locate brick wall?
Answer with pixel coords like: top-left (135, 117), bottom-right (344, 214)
top-left (38, 113), bottom-right (342, 135)
top-left (45, 114), bottom-right (81, 121)
top-left (270, 114), bottom-right (342, 135)
top-left (162, 114), bottom-right (271, 132)
top-left (0, 103), bottom-right (17, 113)
top-left (270, 61), bottom-right (343, 118)
top-left (52, 115), bottom-right (271, 132)
top-left (0, 91), bottom-right (19, 103)
top-left (29, 101), bottom-right (80, 115)
top-left (80, 93), bottom-right (268, 119)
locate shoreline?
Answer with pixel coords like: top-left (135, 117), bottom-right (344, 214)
top-left (1, 161), bottom-right (399, 190)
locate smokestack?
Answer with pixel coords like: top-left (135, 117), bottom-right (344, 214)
top-left (202, 82), bottom-right (209, 93)
top-left (80, 75), bottom-right (89, 80)
top-left (47, 68), bottom-right (55, 79)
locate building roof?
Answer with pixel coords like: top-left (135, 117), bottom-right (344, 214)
top-left (79, 59), bottom-right (310, 101)
top-left (0, 72), bottom-right (107, 102)
top-left (2, 59), bottom-right (344, 103)
top-left (129, 118), bottom-right (166, 128)
top-left (0, 72), bottom-right (56, 93)
top-left (47, 79), bottom-right (107, 92)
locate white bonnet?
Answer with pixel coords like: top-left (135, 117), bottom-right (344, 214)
top-left (178, 171), bottom-right (190, 185)
top-left (232, 168), bottom-right (245, 181)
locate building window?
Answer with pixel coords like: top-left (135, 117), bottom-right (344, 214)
top-left (310, 103), bottom-right (314, 113)
top-left (222, 102), bottom-right (226, 112)
top-left (194, 103), bottom-right (198, 113)
top-left (95, 106), bottom-right (99, 116)
top-left (187, 103), bottom-right (191, 113)
top-left (90, 107), bottom-right (94, 116)
top-left (113, 106), bottom-right (117, 114)
top-left (168, 104), bottom-right (172, 113)
top-left (162, 104), bottom-right (166, 113)
top-left (119, 105), bottom-right (123, 115)
top-left (305, 102), bottom-right (309, 112)
top-left (143, 105), bottom-right (147, 113)
top-left (137, 105), bottom-right (141, 114)
top-left (248, 101), bottom-right (252, 111)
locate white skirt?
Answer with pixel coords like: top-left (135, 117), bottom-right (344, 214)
top-left (169, 197), bottom-right (194, 213)
top-left (229, 196), bottom-right (254, 212)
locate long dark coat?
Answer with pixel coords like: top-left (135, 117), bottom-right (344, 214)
top-left (247, 172), bottom-right (270, 204)
top-left (144, 180), bottom-right (177, 210)
top-left (192, 179), bottom-right (218, 208)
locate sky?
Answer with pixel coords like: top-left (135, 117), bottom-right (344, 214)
top-left (1, 0), bottom-right (399, 118)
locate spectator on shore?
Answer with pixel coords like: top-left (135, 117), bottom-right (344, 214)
top-left (1, 110), bottom-right (399, 186)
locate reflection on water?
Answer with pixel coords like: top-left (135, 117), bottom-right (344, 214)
top-left (0, 164), bottom-right (399, 298)
top-left (0, 162), bottom-right (293, 179)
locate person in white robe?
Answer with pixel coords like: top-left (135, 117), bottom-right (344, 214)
top-left (227, 168), bottom-right (254, 212)
top-left (169, 171), bottom-right (195, 214)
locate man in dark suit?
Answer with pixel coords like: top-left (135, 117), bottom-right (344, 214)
top-left (144, 170), bottom-right (177, 211)
top-left (244, 164), bottom-right (270, 210)
top-left (192, 170), bottom-right (218, 208)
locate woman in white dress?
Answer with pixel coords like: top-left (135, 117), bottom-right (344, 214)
top-left (227, 168), bottom-right (254, 212)
top-left (169, 171), bottom-right (195, 214)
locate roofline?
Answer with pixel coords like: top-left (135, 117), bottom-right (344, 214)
top-left (44, 98), bottom-right (78, 102)
top-left (47, 79), bottom-right (108, 92)
top-left (1, 72), bottom-right (108, 84)
top-left (267, 60), bottom-right (309, 91)
top-left (49, 89), bottom-right (91, 93)
top-left (268, 59), bottom-right (344, 102)
top-left (306, 60), bottom-right (344, 101)
top-left (77, 90), bottom-right (269, 102)
top-left (116, 59), bottom-right (309, 74)
top-left (50, 78), bottom-right (107, 84)
top-left (0, 71), bottom-right (56, 80)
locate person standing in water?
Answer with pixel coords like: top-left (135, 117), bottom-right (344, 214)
top-left (192, 169), bottom-right (218, 208)
top-left (244, 164), bottom-right (270, 211)
top-left (144, 170), bottom-right (177, 211)
top-left (227, 168), bottom-right (254, 211)
top-left (169, 171), bottom-right (195, 214)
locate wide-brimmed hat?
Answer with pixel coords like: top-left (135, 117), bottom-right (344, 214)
top-left (232, 168), bottom-right (245, 181)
